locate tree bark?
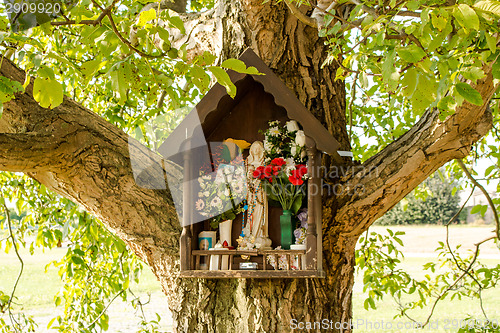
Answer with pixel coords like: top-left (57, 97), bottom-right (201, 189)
top-left (0, 0), bottom-right (497, 332)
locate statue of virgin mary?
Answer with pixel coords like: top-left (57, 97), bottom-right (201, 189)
top-left (242, 141), bottom-right (272, 250)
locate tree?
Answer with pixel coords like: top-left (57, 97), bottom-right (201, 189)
top-left (0, 0), bottom-right (499, 332)
top-left (377, 170), bottom-right (463, 225)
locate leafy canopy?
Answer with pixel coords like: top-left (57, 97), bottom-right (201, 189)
top-left (0, 0), bottom-right (500, 331)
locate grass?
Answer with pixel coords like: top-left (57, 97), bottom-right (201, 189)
top-left (0, 225), bottom-right (499, 332)
top-left (353, 225), bottom-right (500, 332)
top-left (353, 256), bottom-right (500, 332)
top-left (0, 245), bottom-right (163, 320)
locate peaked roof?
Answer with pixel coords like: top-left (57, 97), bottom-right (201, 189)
top-left (158, 48), bottom-right (342, 163)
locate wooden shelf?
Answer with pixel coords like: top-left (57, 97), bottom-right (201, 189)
top-left (179, 270), bottom-right (325, 279)
top-left (192, 249), bottom-right (306, 255)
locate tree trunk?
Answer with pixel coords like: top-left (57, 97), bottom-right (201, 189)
top-left (0, 0), bottom-right (497, 332)
top-left (165, 1), bottom-right (355, 332)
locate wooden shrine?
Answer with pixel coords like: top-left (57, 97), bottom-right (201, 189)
top-left (159, 48), bottom-right (342, 278)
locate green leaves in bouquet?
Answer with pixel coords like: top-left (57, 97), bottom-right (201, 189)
top-left (291, 194), bottom-right (303, 215)
top-left (262, 182), bottom-right (280, 202)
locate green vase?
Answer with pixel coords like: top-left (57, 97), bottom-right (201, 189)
top-left (280, 210), bottom-right (293, 250)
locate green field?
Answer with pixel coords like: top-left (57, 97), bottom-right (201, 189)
top-left (1, 225), bottom-right (499, 332)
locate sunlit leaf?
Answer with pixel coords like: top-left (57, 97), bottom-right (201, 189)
top-left (455, 83), bottom-right (483, 106)
top-left (33, 77), bottom-right (64, 109)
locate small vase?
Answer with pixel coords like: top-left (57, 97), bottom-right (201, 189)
top-left (290, 244), bottom-right (306, 270)
top-left (219, 220), bottom-right (233, 269)
top-left (280, 210), bottom-right (293, 250)
top-left (219, 220), bottom-right (233, 247)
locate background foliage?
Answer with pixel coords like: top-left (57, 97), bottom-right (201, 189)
top-left (376, 170), bottom-right (464, 225)
top-left (0, 0), bottom-right (499, 331)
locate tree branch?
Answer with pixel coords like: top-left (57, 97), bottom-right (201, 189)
top-left (0, 133), bottom-right (57, 172)
top-left (420, 236), bottom-right (496, 327)
top-left (283, 0), bottom-right (318, 28)
top-left (457, 159), bottom-right (500, 240)
top-left (51, 0), bottom-right (118, 26)
top-left (334, 63), bottom-right (498, 237)
top-left (0, 58), bottom-right (181, 271)
top-left (0, 192), bottom-right (24, 332)
top-left (106, 12), bottom-right (166, 59)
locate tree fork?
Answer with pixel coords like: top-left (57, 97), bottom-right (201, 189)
top-left (0, 0), bottom-right (498, 332)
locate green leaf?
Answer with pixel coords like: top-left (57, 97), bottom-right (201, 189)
top-left (33, 77), bottom-right (64, 109)
top-left (485, 32), bottom-right (497, 52)
top-left (474, 0), bottom-right (500, 16)
top-left (109, 63), bottom-right (134, 105)
top-left (190, 66), bottom-right (210, 92)
top-left (410, 73), bottom-right (437, 112)
top-left (455, 83), bottom-right (483, 106)
top-left (209, 66), bottom-right (236, 98)
top-left (457, 4), bottom-right (480, 30)
top-left (137, 8), bottom-right (156, 27)
top-left (167, 15), bottom-right (185, 34)
top-left (437, 95), bottom-right (454, 112)
top-left (485, 164), bottom-right (496, 176)
top-left (461, 66), bottom-right (485, 82)
top-left (221, 59), bottom-right (261, 75)
top-left (382, 50), bottom-right (400, 92)
top-left (470, 204), bottom-right (483, 215)
top-left (363, 297), bottom-right (376, 310)
top-left (401, 68), bottom-right (418, 97)
top-left (71, 255), bottom-right (85, 265)
top-left (492, 60), bottom-right (500, 79)
top-left (480, 204), bottom-right (488, 216)
top-left (291, 194), bottom-right (303, 214)
top-left (262, 183), bottom-right (280, 202)
top-left (81, 59), bottom-right (106, 77)
top-left (431, 13), bottom-right (447, 31)
top-left (0, 76), bottom-right (24, 103)
top-left (397, 45), bottom-right (426, 63)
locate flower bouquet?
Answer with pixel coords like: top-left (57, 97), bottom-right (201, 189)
top-left (195, 142), bottom-right (248, 229)
top-left (262, 120), bottom-right (307, 165)
top-left (252, 157), bottom-right (307, 213)
top-left (255, 119), bottom-right (309, 213)
top-left (254, 120), bottom-right (309, 249)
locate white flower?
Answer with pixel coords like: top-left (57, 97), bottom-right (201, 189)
top-left (224, 187), bottom-right (231, 196)
top-left (291, 144), bottom-right (297, 156)
top-left (295, 130), bottom-right (306, 147)
top-left (233, 184), bottom-right (242, 194)
top-left (263, 139), bottom-right (272, 152)
top-left (211, 197), bottom-right (222, 207)
top-left (286, 120), bottom-right (299, 132)
top-left (300, 149), bottom-right (307, 159)
top-left (268, 126), bottom-right (280, 136)
top-left (204, 191), bottom-right (209, 197)
top-left (195, 199), bottom-right (205, 210)
top-left (284, 158), bottom-right (295, 176)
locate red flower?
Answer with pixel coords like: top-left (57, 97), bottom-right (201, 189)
top-left (271, 158), bottom-right (286, 166)
top-left (288, 174), bottom-right (304, 185)
top-left (253, 166), bottom-right (265, 179)
top-left (264, 165), bottom-right (274, 179)
top-left (296, 164), bottom-right (307, 178)
top-left (272, 165), bottom-right (281, 176)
